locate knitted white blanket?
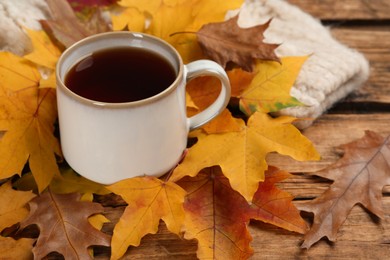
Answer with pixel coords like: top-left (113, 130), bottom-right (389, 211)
top-left (233, 0), bottom-right (369, 128)
top-left (0, 0), bottom-right (369, 128)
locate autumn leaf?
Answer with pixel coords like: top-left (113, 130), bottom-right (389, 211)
top-left (171, 112), bottom-right (320, 201)
top-left (0, 53), bottom-right (62, 192)
top-left (107, 177), bottom-right (186, 260)
top-left (197, 15), bottom-right (279, 72)
top-left (178, 167), bottom-right (254, 259)
top-left (114, 0), bottom-right (243, 63)
top-left (249, 166), bottom-right (307, 234)
top-left (20, 190), bottom-right (111, 259)
top-left (177, 166), bottom-right (305, 259)
top-left (0, 237), bottom-right (34, 259)
top-left (23, 28), bottom-right (62, 70)
top-left (299, 130), bottom-right (390, 249)
top-left (0, 182), bottom-right (35, 232)
top-left (239, 56), bottom-right (306, 115)
top-left (42, 0), bottom-right (111, 48)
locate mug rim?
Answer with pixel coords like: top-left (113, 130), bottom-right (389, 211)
top-left (56, 31), bottom-right (184, 109)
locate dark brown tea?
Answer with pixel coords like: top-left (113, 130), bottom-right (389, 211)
top-left (65, 47), bottom-right (176, 103)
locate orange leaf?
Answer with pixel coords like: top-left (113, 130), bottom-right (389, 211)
top-left (0, 237), bottom-right (34, 259)
top-left (178, 167), bottom-right (254, 260)
top-left (107, 177), bottom-right (186, 260)
top-left (177, 166), bottom-right (304, 259)
top-left (300, 130), bottom-right (390, 249)
top-left (249, 166), bottom-right (307, 234)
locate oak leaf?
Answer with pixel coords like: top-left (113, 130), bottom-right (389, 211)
top-left (42, 0), bottom-right (111, 48)
top-left (171, 112), bottom-right (320, 201)
top-left (107, 177), bottom-right (186, 260)
top-left (239, 56), bottom-right (306, 115)
top-left (20, 190), bottom-right (111, 259)
top-left (197, 15), bottom-right (279, 72)
top-left (0, 182), bottom-right (35, 232)
top-left (299, 130), bottom-right (390, 248)
top-left (177, 166), bottom-right (305, 259)
top-left (0, 53), bottom-right (61, 192)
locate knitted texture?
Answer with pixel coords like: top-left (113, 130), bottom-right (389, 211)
top-left (231, 0), bottom-right (370, 128)
top-left (0, 0), bottom-right (369, 128)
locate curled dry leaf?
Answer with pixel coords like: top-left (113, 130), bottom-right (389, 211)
top-left (300, 130), bottom-right (390, 249)
top-left (197, 15), bottom-right (280, 72)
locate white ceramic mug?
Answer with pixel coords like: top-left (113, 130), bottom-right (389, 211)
top-left (56, 32), bottom-right (230, 184)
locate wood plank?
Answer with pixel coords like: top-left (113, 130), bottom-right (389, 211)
top-left (287, 0), bottom-right (390, 20)
top-left (267, 113), bottom-right (390, 173)
top-left (95, 197), bottom-right (390, 259)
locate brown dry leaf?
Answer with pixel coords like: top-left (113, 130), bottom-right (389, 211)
top-left (0, 53), bottom-right (61, 192)
top-left (42, 0), bottom-right (111, 48)
top-left (0, 181), bottom-right (35, 232)
top-left (107, 177), bottom-right (186, 260)
top-left (197, 15), bottom-right (279, 72)
top-left (171, 112), bottom-right (320, 201)
top-left (300, 130), bottom-right (390, 249)
top-left (20, 190), bottom-right (111, 259)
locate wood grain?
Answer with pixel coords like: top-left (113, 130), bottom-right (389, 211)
top-left (288, 0), bottom-right (390, 20)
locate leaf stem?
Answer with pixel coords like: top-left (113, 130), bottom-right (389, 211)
top-left (169, 31), bottom-right (197, 37)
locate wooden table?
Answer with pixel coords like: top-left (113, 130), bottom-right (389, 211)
top-left (96, 1), bottom-right (390, 259)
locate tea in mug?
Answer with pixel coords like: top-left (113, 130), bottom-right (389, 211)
top-left (65, 47), bottom-right (177, 103)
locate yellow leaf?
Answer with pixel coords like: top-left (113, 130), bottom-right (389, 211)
top-left (0, 181), bottom-right (35, 231)
top-left (0, 55), bottom-right (61, 192)
top-left (239, 56), bottom-right (307, 114)
top-left (107, 177), bottom-right (186, 260)
top-left (0, 52), bottom-right (40, 91)
top-left (23, 29), bottom-right (62, 69)
top-left (171, 112), bottom-right (320, 201)
top-left (0, 237), bottom-right (34, 259)
top-left (111, 7), bottom-right (146, 32)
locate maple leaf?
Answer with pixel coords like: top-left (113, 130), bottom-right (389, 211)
top-left (178, 167), bottom-right (254, 259)
top-left (114, 0), bottom-right (243, 63)
top-left (0, 237), bottom-right (34, 259)
top-left (0, 182), bottom-right (35, 232)
top-left (42, 0), bottom-right (111, 48)
top-left (299, 130), bottom-right (390, 249)
top-left (171, 112), bottom-right (320, 201)
top-left (107, 177), bottom-right (186, 260)
top-left (197, 15), bottom-right (279, 72)
top-left (23, 28), bottom-right (62, 70)
top-left (0, 53), bottom-right (62, 192)
top-left (177, 166), bottom-right (305, 259)
top-left (249, 166), bottom-right (307, 233)
top-left (20, 190), bottom-right (111, 259)
top-left (239, 57), bottom-right (306, 114)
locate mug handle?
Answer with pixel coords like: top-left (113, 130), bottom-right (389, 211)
top-left (185, 60), bottom-right (231, 131)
